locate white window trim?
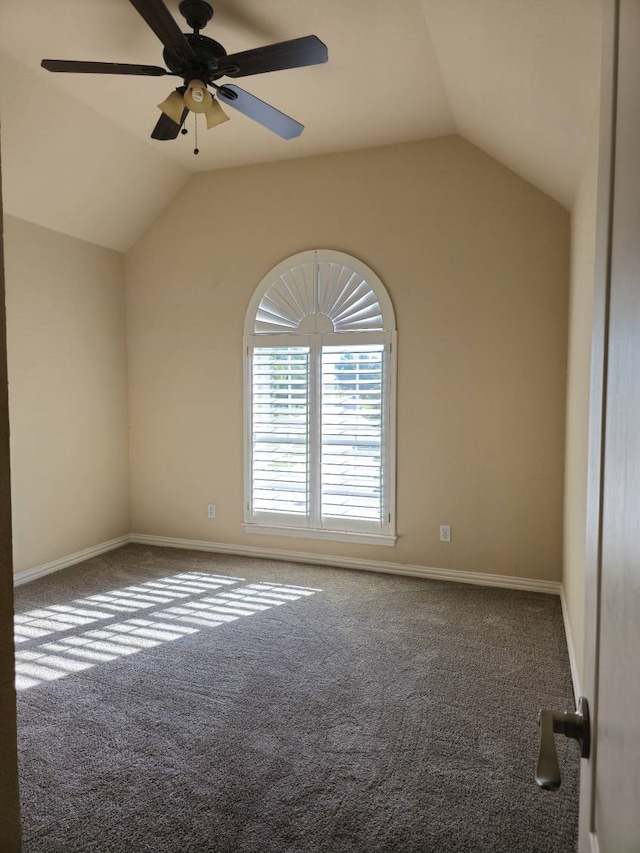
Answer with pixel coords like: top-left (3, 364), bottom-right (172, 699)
top-left (242, 523), bottom-right (397, 547)
top-left (243, 249), bottom-right (397, 545)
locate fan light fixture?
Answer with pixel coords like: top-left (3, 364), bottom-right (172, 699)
top-left (158, 80), bottom-right (229, 130)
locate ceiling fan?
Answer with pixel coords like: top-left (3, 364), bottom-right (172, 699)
top-left (41, 0), bottom-right (328, 145)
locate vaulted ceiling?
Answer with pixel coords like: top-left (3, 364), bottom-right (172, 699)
top-left (0, 0), bottom-right (601, 251)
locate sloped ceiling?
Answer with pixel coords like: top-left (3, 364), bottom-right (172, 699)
top-left (0, 0), bottom-right (601, 250)
top-left (0, 50), bottom-right (190, 251)
top-left (420, 0), bottom-right (602, 209)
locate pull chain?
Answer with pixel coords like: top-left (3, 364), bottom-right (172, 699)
top-left (193, 113), bottom-right (199, 155)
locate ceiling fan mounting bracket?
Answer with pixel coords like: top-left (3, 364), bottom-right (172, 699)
top-left (179, 0), bottom-right (214, 33)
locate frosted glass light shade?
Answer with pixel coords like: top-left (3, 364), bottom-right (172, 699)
top-left (204, 98), bottom-right (229, 129)
top-left (157, 90), bottom-right (185, 124)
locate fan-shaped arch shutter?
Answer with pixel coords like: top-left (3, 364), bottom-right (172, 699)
top-left (244, 250), bottom-right (397, 545)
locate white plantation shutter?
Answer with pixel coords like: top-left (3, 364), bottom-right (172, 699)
top-left (244, 251), bottom-right (396, 544)
top-left (321, 344), bottom-right (385, 526)
top-left (251, 347), bottom-right (310, 519)
top-left (253, 258), bottom-right (385, 334)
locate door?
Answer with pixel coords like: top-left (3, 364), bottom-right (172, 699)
top-left (579, 0), bottom-right (640, 850)
top-left (0, 130), bottom-right (22, 848)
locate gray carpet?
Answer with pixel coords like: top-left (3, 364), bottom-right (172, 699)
top-left (14, 545), bottom-right (579, 852)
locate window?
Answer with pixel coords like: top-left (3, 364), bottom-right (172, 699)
top-left (243, 250), bottom-right (397, 545)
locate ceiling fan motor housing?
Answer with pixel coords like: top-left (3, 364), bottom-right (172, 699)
top-left (163, 33), bottom-right (228, 83)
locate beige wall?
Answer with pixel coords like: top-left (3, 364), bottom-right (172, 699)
top-left (563, 114), bottom-right (601, 683)
top-left (4, 216), bottom-right (130, 576)
top-left (127, 136), bottom-right (569, 581)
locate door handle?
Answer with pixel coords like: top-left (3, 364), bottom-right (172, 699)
top-left (535, 696), bottom-right (590, 791)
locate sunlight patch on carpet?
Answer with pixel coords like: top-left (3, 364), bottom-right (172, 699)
top-left (14, 572), bottom-right (321, 690)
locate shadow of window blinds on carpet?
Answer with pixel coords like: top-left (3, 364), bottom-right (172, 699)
top-left (14, 571), bottom-right (321, 690)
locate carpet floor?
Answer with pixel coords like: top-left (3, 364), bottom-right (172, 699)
top-left (14, 545), bottom-right (579, 852)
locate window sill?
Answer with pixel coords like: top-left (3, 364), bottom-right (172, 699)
top-left (243, 523), bottom-right (397, 547)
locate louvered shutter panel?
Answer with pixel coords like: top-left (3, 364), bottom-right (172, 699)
top-left (320, 345), bottom-right (384, 526)
top-left (250, 346), bottom-right (310, 519)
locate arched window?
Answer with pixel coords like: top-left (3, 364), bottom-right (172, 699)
top-left (243, 249), bottom-right (397, 545)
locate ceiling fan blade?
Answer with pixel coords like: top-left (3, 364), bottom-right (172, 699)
top-left (41, 59), bottom-right (168, 76)
top-left (151, 108), bottom-right (188, 140)
top-left (216, 84), bottom-right (303, 139)
top-left (128, 0), bottom-right (195, 61)
top-left (219, 35), bottom-right (327, 78)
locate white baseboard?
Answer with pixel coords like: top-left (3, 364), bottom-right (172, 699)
top-left (13, 535), bottom-right (131, 587)
top-left (560, 585), bottom-right (582, 703)
top-left (12, 530), bottom-right (564, 599)
top-left (130, 533), bottom-right (562, 595)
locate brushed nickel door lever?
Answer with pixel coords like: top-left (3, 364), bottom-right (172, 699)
top-left (535, 696), bottom-right (590, 791)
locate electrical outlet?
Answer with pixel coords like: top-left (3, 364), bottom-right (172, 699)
top-left (207, 504), bottom-right (216, 519)
top-left (440, 525), bottom-right (451, 543)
